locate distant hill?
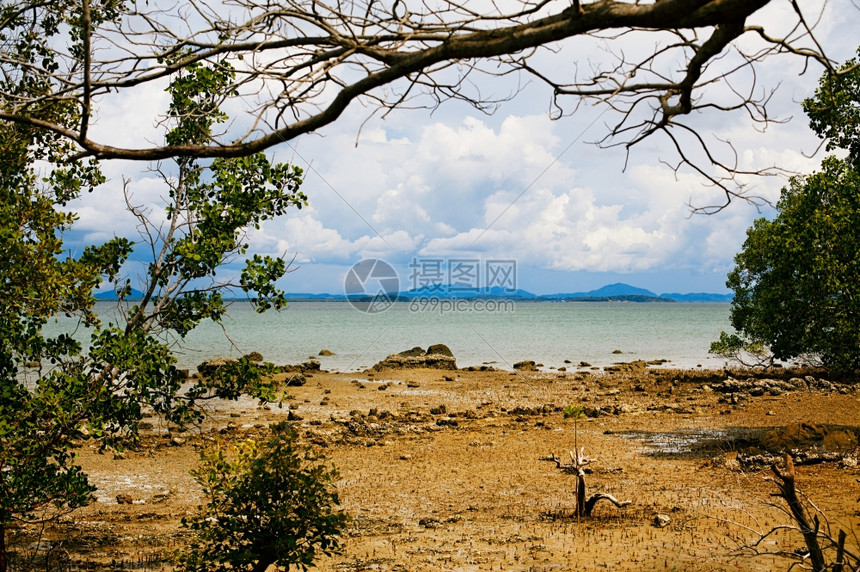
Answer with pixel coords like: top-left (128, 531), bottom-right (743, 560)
top-left (545, 282), bottom-right (658, 299)
top-left (280, 282), bottom-right (731, 303)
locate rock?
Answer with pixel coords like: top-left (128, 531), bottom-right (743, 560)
top-left (279, 360), bottom-right (322, 375)
top-left (284, 373), bottom-right (307, 386)
top-left (170, 437), bottom-right (186, 446)
top-left (398, 346), bottom-right (426, 358)
top-left (430, 405), bottom-right (448, 415)
top-left (197, 357), bottom-right (238, 377)
top-left (318, 349), bottom-right (335, 356)
top-left (426, 343), bottom-right (454, 357)
top-left (652, 514), bottom-right (671, 528)
top-left (579, 361), bottom-right (591, 367)
top-left (612, 349), bottom-right (623, 354)
top-left (513, 360), bottom-right (538, 371)
top-left (116, 494), bottom-right (134, 505)
top-left (419, 517), bottom-right (441, 528)
top-left (724, 451), bottom-right (742, 472)
top-left (370, 346), bottom-right (457, 370)
top-left (243, 351), bottom-right (264, 362)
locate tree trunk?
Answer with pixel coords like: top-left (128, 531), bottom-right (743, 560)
top-left (575, 472), bottom-right (586, 518)
top-left (0, 522), bottom-right (8, 572)
top-left (771, 454), bottom-right (826, 572)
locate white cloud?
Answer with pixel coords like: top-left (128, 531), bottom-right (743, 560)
top-left (60, 0), bottom-right (860, 293)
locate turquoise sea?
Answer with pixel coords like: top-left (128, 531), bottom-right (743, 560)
top-left (129, 300), bottom-right (733, 372)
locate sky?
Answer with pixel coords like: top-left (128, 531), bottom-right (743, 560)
top-left (67, 0), bottom-right (860, 296)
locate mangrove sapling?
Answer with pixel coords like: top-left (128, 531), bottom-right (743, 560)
top-left (544, 405), bottom-right (631, 518)
top-left (545, 448), bottom-right (632, 519)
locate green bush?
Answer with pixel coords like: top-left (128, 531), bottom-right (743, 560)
top-left (178, 423), bottom-right (348, 572)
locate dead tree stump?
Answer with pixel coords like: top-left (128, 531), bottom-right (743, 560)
top-left (545, 447), bottom-right (631, 518)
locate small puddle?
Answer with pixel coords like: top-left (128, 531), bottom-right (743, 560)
top-left (616, 427), bottom-right (765, 458)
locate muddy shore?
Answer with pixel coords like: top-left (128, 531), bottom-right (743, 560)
top-left (8, 359), bottom-right (860, 571)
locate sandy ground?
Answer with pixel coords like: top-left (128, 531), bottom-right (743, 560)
top-left (7, 363), bottom-right (860, 571)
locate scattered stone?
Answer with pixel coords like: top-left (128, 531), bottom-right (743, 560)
top-left (116, 494), bottom-right (134, 505)
top-left (724, 452), bottom-right (742, 472)
top-left (284, 373), bottom-right (307, 386)
top-left (406, 381), bottom-right (420, 388)
top-left (170, 437), bottom-right (186, 447)
top-left (430, 405), bottom-right (447, 415)
top-left (319, 349), bottom-right (335, 356)
top-left (612, 349), bottom-right (623, 354)
top-left (243, 351), bottom-right (264, 362)
top-left (378, 382), bottom-right (391, 391)
top-left (196, 357), bottom-right (238, 377)
top-left (287, 410), bottom-right (304, 421)
top-left (652, 514), bottom-right (671, 528)
top-left (513, 360), bottom-right (538, 371)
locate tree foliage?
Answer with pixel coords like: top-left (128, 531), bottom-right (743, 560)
top-left (803, 48), bottom-right (860, 167)
top-left (0, 27), bottom-right (307, 571)
top-left (1, 1), bottom-right (857, 206)
top-left (178, 424), bottom-right (347, 572)
top-left (713, 51), bottom-right (860, 374)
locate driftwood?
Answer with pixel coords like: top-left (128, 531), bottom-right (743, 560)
top-left (768, 453), bottom-right (826, 571)
top-left (764, 453), bottom-right (860, 572)
top-left (545, 447), bottom-right (631, 518)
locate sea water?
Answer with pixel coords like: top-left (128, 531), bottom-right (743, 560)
top-left (45, 301), bottom-right (733, 372)
top-left (168, 300), bottom-right (732, 372)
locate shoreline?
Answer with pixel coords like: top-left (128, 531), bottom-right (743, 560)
top-left (40, 362), bottom-right (858, 572)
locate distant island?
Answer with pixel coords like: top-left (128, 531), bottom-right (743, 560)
top-left (94, 282), bottom-right (732, 303)
top-left (283, 282), bottom-right (733, 303)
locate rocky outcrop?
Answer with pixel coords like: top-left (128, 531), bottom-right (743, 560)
top-left (243, 351), bottom-right (264, 362)
top-left (279, 359), bottom-right (322, 374)
top-left (709, 375), bottom-right (854, 398)
top-left (369, 345), bottom-right (457, 371)
top-left (197, 357), bottom-right (238, 377)
top-left (426, 343), bottom-right (454, 357)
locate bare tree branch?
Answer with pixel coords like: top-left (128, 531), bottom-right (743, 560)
top-left (0, 0), bottom-right (853, 203)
